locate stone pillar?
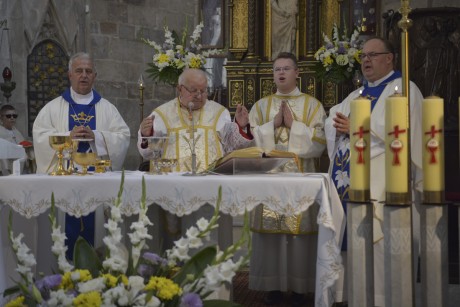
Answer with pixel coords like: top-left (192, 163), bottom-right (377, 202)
top-left (347, 201), bottom-right (374, 306)
top-left (420, 204), bottom-right (448, 307)
top-left (384, 205), bottom-right (413, 307)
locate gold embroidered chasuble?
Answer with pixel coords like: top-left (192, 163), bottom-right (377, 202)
top-left (155, 99), bottom-right (226, 172)
top-left (249, 91), bottom-right (327, 234)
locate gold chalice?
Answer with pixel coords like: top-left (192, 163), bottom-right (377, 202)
top-left (68, 139), bottom-right (94, 174)
top-left (72, 152), bottom-right (98, 175)
top-left (144, 136), bottom-right (169, 174)
top-left (49, 135), bottom-right (72, 176)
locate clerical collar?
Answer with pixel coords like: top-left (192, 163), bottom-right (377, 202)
top-left (276, 87), bottom-right (300, 96)
top-left (62, 88), bottom-right (101, 106)
top-left (70, 88), bottom-right (94, 105)
top-left (366, 70), bottom-right (394, 87)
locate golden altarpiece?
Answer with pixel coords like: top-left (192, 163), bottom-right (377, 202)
top-left (222, 0), bottom-right (360, 114)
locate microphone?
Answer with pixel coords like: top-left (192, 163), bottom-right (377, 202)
top-left (188, 102), bottom-right (194, 112)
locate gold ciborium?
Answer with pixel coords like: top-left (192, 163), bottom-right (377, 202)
top-left (157, 158), bottom-right (178, 174)
top-left (95, 159), bottom-right (111, 173)
top-left (144, 136), bottom-right (169, 174)
top-left (49, 135), bottom-right (72, 176)
top-left (72, 152), bottom-right (98, 175)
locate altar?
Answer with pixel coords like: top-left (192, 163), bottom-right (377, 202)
top-left (0, 171), bottom-right (344, 306)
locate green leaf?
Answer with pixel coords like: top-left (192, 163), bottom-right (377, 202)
top-left (203, 300), bottom-right (241, 307)
top-left (73, 236), bottom-right (102, 276)
top-left (2, 285), bottom-right (20, 297)
top-left (173, 246), bottom-right (217, 285)
top-left (31, 284), bottom-right (43, 303)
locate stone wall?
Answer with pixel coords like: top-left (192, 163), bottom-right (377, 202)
top-left (0, 0), bottom-right (198, 171)
top-left (1, 0), bottom-right (459, 171)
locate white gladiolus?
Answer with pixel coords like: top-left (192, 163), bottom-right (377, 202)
top-left (78, 277), bottom-right (106, 293)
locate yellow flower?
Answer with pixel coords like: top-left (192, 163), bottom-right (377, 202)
top-left (354, 51), bottom-right (362, 64)
top-left (73, 291), bottom-right (102, 307)
top-left (60, 272), bottom-right (75, 290)
top-left (103, 273), bottom-right (129, 288)
top-left (323, 56), bottom-right (333, 67)
top-left (189, 57), bottom-right (202, 68)
top-left (145, 276), bottom-right (182, 300)
top-left (5, 296), bottom-right (26, 307)
top-left (75, 269), bottom-right (92, 282)
top-left (60, 270), bottom-right (93, 290)
top-left (157, 53), bottom-right (170, 64)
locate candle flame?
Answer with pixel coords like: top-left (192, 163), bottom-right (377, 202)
top-left (138, 74), bottom-right (144, 87)
top-left (394, 86), bottom-right (398, 92)
top-left (359, 89), bottom-right (363, 96)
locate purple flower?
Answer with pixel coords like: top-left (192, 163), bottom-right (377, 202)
top-left (143, 252), bottom-right (168, 266)
top-left (337, 45), bottom-right (346, 54)
top-left (180, 293), bottom-right (203, 307)
top-left (326, 42), bottom-right (334, 49)
top-left (35, 274), bottom-right (62, 300)
top-left (137, 263), bottom-right (155, 278)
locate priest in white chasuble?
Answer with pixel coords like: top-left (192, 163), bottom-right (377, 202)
top-left (248, 52), bottom-right (326, 305)
top-left (33, 52), bottom-right (130, 259)
top-left (137, 68), bottom-right (254, 172)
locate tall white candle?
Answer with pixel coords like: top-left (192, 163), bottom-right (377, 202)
top-left (350, 95), bottom-right (371, 194)
top-left (385, 93), bottom-right (409, 193)
top-left (422, 96), bottom-right (444, 192)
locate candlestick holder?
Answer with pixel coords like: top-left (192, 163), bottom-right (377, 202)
top-left (138, 74), bottom-right (145, 124)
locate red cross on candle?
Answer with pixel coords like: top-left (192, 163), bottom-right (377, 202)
top-left (388, 125), bottom-right (406, 165)
top-left (353, 126), bottom-right (369, 164)
top-left (425, 125), bottom-right (442, 164)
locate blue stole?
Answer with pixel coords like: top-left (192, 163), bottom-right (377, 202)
top-left (331, 71), bottom-right (401, 251)
top-left (63, 88), bottom-right (101, 259)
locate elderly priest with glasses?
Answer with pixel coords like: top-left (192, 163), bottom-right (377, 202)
top-left (138, 68), bottom-right (254, 171)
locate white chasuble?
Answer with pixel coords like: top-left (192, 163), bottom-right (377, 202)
top-left (153, 99), bottom-right (228, 173)
top-left (249, 88), bottom-right (327, 234)
top-left (33, 96), bottom-right (130, 173)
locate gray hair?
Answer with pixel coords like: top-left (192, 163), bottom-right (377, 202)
top-left (178, 68), bottom-right (207, 86)
top-left (68, 52), bottom-right (96, 72)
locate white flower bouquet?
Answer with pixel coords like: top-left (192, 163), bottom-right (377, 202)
top-left (142, 23), bottom-right (222, 86)
top-left (314, 24), bottom-right (363, 84)
top-left (4, 173), bottom-right (250, 307)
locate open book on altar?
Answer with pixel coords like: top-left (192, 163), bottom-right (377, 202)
top-left (211, 147), bottom-right (301, 174)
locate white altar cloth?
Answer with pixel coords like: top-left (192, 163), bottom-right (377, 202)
top-left (0, 171), bottom-right (344, 307)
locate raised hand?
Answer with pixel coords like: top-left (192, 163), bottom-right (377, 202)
top-left (140, 115), bottom-right (155, 137)
top-left (235, 104), bottom-right (249, 127)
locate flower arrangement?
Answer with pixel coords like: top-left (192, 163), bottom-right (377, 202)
top-left (142, 22), bottom-right (221, 86)
top-left (314, 24), bottom-right (363, 84)
top-left (4, 173), bottom-right (250, 307)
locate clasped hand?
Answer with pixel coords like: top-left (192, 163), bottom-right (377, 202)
top-left (274, 100), bottom-right (294, 129)
top-left (333, 112), bottom-right (350, 134)
top-left (70, 126), bottom-right (95, 139)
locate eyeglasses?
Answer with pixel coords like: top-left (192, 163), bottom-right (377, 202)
top-left (273, 66), bottom-right (295, 73)
top-left (359, 52), bottom-right (390, 60)
top-left (181, 85), bottom-right (207, 97)
top-left (4, 114), bottom-right (18, 119)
